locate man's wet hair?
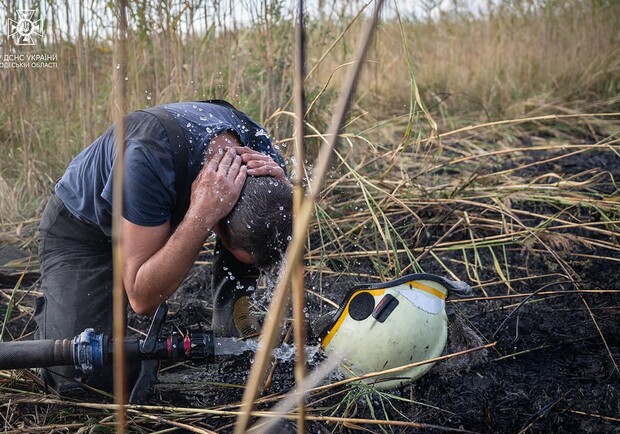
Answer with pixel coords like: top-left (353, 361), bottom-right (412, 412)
top-left (221, 176), bottom-right (293, 268)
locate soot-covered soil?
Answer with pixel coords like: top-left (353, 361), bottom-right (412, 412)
top-left (147, 248), bottom-right (619, 433)
top-left (1, 140), bottom-right (618, 433)
top-left (145, 143), bottom-right (620, 433)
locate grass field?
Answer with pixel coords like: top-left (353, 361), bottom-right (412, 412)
top-left (1, 0), bottom-right (619, 432)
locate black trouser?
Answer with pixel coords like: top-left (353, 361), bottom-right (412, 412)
top-left (34, 194), bottom-right (117, 392)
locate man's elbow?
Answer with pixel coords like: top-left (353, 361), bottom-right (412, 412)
top-left (124, 271), bottom-right (162, 316)
top-left (126, 288), bottom-right (159, 316)
top-left (130, 301), bottom-right (157, 316)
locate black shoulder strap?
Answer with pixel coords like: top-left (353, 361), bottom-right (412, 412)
top-left (138, 107), bottom-right (190, 228)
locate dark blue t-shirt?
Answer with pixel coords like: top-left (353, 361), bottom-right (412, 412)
top-left (55, 102), bottom-right (282, 237)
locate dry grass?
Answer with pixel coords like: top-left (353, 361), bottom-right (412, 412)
top-left (0, 1), bottom-right (619, 225)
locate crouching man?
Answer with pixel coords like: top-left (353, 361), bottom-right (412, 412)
top-left (35, 101), bottom-right (293, 393)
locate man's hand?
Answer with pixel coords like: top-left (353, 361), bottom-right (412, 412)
top-left (186, 147), bottom-right (247, 233)
top-left (234, 146), bottom-right (291, 186)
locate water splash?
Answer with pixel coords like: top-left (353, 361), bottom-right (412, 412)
top-left (214, 337), bottom-right (321, 363)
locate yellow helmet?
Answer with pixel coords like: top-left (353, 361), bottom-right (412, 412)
top-left (318, 273), bottom-right (471, 390)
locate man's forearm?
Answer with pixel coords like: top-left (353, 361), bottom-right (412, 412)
top-left (126, 217), bottom-right (214, 315)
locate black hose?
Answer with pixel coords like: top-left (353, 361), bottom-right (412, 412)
top-left (0, 339), bottom-right (73, 369)
top-left (0, 332), bottom-right (217, 371)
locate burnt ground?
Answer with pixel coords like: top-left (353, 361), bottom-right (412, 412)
top-left (144, 143), bottom-right (620, 433)
top-left (143, 246), bottom-right (619, 434)
top-left (0, 140), bottom-right (619, 433)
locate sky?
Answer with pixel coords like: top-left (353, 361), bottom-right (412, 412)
top-left (0, 0), bottom-right (496, 43)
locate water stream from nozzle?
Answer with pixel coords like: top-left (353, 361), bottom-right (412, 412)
top-left (213, 337), bottom-right (252, 356)
top-left (213, 337), bottom-right (321, 362)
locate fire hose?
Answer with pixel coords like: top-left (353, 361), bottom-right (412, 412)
top-left (0, 303), bottom-right (220, 403)
top-left (0, 328), bottom-right (215, 371)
